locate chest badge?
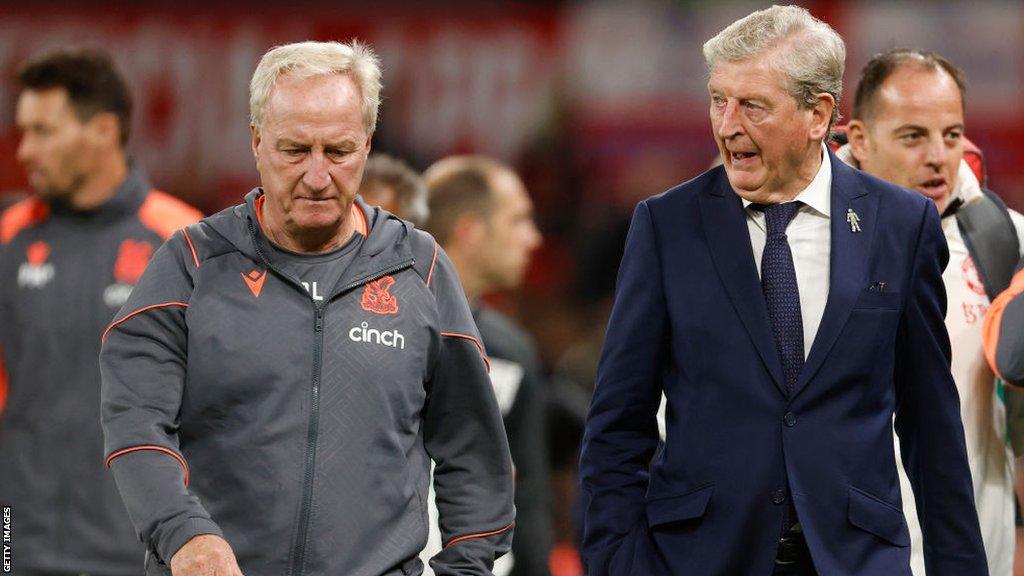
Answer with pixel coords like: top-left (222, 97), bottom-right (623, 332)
top-left (361, 275), bottom-right (399, 315)
top-left (104, 239), bottom-right (154, 308)
top-left (18, 240), bottom-right (55, 289)
top-left (242, 268), bottom-right (267, 298)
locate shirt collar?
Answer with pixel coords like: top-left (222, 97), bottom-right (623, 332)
top-left (741, 143), bottom-right (832, 217)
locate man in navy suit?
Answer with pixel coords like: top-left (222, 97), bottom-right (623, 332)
top-left (578, 5), bottom-right (987, 576)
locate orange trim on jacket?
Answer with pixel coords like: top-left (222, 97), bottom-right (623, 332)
top-left (105, 445), bottom-right (190, 486)
top-left (138, 190), bottom-right (203, 240)
top-left (1, 197), bottom-right (50, 244)
top-left (441, 331), bottom-right (491, 372)
top-left (102, 302), bottom-right (189, 342)
top-left (444, 522), bottom-right (514, 548)
top-left (182, 228), bottom-right (200, 268)
top-left (984, 268), bottom-right (1024, 385)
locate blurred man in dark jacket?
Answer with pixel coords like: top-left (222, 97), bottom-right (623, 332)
top-left (425, 155), bottom-right (551, 576)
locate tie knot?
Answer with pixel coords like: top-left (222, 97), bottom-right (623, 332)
top-left (756, 202), bottom-right (801, 237)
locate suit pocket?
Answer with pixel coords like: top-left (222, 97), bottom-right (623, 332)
top-left (853, 289), bottom-right (902, 310)
top-left (848, 486), bottom-right (909, 547)
top-left (646, 483), bottom-right (714, 528)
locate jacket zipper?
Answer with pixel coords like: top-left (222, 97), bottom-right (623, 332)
top-left (247, 216), bottom-right (416, 576)
top-left (290, 260), bottom-right (413, 576)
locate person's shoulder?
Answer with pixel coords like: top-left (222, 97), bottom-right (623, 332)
top-left (475, 306), bottom-right (536, 361)
top-left (0, 196), bottom-right (49, 245)
top-left (646, 165), bottom-right (725, 211)
top-left (137, 189), bottom-right (203, 241)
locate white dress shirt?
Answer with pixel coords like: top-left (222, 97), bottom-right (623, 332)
top-left (741, 146), bottom-right (832, 359)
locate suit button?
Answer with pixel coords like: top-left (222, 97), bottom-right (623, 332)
top-left (783, 412), bottom-right (797, 427)
top-left (772, 489), bottom-right (787, 505)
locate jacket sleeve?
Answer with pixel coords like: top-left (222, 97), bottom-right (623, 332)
top-left (984, 264), bottom-right (1024, 386)
top-left (578, 201), bottom-right (666, 576)
top-left (100, 229), bottom-right (223, 565)
top-left (422, 242), bottom-right (516, 575)
top-left (893, 203), bottom-right (988, 575)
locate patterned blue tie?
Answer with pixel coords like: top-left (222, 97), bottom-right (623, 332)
top-left (758, 201), bottom-right (805, 536)
top-left (759, 202), bottom-right (804, 395)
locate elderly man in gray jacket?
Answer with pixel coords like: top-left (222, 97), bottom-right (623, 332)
top-left (100, 40), bottom-right (514, 576)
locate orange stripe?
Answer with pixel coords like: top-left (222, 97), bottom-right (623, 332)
top-left (1, 197), bottom-right (50, 244)
top-left (182, 228), bottom-right (200, 268)
top-left (984, 268), bottom-right (1024, 383)
top-left (105, 445), bottom-right (190, 486)
top-left (102, 302), bottom-right (189, 342)
top-left (441, 331), bottom-right (491, 372)
top-left (426, 239), bottom-right (439, 287)
top-left (352, 202), bottom-right (368, 236)
top-left (138, 190), bottom-right (203, 240)
top-left (444, 522), bottom-right (514, 548)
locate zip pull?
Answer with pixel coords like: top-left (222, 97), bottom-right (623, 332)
top-left (314, 309), bottom-right (324, 332)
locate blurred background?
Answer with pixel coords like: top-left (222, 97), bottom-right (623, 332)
top-left (3, 0), bottom-right (1023, 573)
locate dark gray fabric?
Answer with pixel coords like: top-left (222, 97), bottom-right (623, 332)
top-left (100, 192), bottom-right (514, 575)
top-left (955, 189), bottom-right (1019, 300)
top-left (0, 168), bottom-right (179, 576)
top-left (473, 307), bottom-right (552, 576)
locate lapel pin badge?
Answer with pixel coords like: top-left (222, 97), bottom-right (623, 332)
top-left (846, 208), bottom-right (861, 233)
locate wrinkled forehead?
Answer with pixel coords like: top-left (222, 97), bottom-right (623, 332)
top-left (708, 54), bottom-right (788, 97)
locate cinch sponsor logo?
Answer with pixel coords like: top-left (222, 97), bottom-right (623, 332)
top-left (349, 321), bottom-right (405, 349)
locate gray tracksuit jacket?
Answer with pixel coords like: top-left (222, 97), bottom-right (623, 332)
top-left (0, 168), bottom-right (201, 576)
top-left (100, 190), bottom-right (515, 576)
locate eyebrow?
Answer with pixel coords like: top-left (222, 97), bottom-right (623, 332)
top-left (276, 138), bottom-right (360, 149)
top-left (892, 122), bottom-right (964, 134)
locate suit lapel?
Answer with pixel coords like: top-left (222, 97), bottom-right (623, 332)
top-left (700, 171), bottom-right (786, 395)
top-left (791, 153), bottom-right (878, 399)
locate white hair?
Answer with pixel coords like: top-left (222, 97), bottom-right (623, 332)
top-left (249, 40), bottom-right (382, 133)
top-left (703, 5), bottom-right (845, 129)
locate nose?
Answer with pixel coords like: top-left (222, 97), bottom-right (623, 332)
top-left (302, 152), bottom-right (331, 191)
top-left (16, 133), bottom-right (34, 166)
top-left (924, 135), bottom-right (946, 169)
top-left (717, 100), bottom-right (743, 140)
top-left (526, 220), bottom-right (542, 250)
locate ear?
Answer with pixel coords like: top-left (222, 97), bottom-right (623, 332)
top-left (250, 124), bottom-right (261, 160)
top-left (86, 112), bottom-right (121, 149)
top-left (452, 213), bottom-right (485, 250)
top-left (846, 119), bottom-right (871, 166)
top-left (808, 92), bottom-right (835, 142)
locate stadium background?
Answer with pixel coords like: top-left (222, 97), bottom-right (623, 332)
top-left (2, 1), bottom-right (1022, 573)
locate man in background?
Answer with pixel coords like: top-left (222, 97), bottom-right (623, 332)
top-left (358, 152), bottom-right (429, 226)
top-left (424, 155), bottom-right (551, 576)
top-left (840, 48), bottom-right (1024, 575)
top-left (0, 48), bottom-right (201, 575)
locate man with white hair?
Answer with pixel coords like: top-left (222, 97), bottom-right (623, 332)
top-left (579, 5), bottom-right (986, 575)
top-left (99, 40), bottom-right (515, 576)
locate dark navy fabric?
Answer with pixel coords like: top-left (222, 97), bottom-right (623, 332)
top-left (579, 151), bottom-right (987, 576)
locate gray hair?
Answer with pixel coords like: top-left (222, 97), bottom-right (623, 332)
top-left (249, 40), bottom-right (382, 133)
top-left (703, 5), bottom-right (845, 129)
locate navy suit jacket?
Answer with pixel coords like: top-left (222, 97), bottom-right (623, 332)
top-left (579, 151), bottom-right (987, 576)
